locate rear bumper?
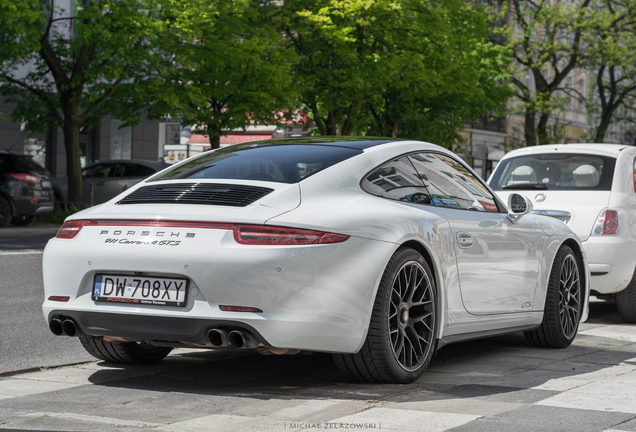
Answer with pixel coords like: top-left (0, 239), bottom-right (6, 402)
top-left (583, 236), bottom-right (636, 294)
top-left (12, 190), bottom-right (54, 216)
top-left (42, 230), bottom-right (396, 354)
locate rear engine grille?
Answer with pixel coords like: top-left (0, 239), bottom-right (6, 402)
top-left (118, 183), bottom-right (274, 207)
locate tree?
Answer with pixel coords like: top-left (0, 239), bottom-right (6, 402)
top-left (278, 0), bottom-right (511, 147)
top-left (0, 0), bottom-right (164, 206)
top-left (495, 0), bottom-right (596, 146)
top-left (585, 0), bottom-right (636, 143)
top-left (147, 0), bottom-right (295, 149)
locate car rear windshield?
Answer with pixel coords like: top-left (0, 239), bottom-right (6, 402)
top-left (489, 153), bottom-right (616, 191)
top-left (10, 155), bottom-right (49, 175)
top-left (151, 144), bottom-right (363, 184)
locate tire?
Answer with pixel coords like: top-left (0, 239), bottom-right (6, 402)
top-left (11, 214), bottom-right (35, 226)
top-left (79, 335), bottom-right (172, 364)
top-left (0, 197), bottom-right (12, 228)
top-left (333, 247), bottom-right (437, 383)
top-left (616, 270), bottom-right (636, 323)
top-left (524, 245), bottom-right (583, 348)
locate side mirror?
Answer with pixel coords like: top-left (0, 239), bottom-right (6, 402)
top-left (508, 193), bottom-right (533, 223)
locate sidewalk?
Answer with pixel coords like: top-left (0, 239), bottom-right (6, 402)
top-left (1, 315), bottom-right (636, 432)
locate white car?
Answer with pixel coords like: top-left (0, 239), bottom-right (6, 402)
top-left (489, 143), bottom-right (636, 323)
top-left (43, 138), bottom-right (589, 383)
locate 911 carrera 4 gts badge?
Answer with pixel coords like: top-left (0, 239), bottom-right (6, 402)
top-left (99, 229), bottom-right (195, 246)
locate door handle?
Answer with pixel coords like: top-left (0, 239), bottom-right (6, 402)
top-left (457, 232), bottom-right (474, 248)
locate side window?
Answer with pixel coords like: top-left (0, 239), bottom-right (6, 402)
top-left (119, 163), bottom-right (156, 178)
top-left (408, 152), bottom-right (500, 212)
top-left (82, 163), bottom-right (112, 178)
top-left (361, 156), bottom-right (433, 204)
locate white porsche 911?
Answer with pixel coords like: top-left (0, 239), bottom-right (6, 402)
top-left (42, 138), bottom-right (589, 383)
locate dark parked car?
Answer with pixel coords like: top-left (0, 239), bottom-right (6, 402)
top-left (0, 151), bottom-right (55, 227)
top-left (53, 159), bottom-right (169, 207)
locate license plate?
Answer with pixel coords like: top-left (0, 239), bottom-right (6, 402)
top-left (41, 180), bottom-right (51, 188)
top-left (92, 274), bottom-right (188, 307)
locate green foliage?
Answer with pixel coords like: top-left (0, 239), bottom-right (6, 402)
top-left (37, 209), bottom-right (77, 225)
top-left (494, 0), bottom-right (598, 145)
top-left (278, 0), bottom-right (511, 147)
top-left (143, 0), bottom-right (296, 148)
top-left (0, 0), bottom-right (168, 202)
top-left (582, 0), bottom-right (636, 142)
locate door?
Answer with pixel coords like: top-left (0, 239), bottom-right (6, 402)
top-left (408, 152), bottom-right (544, 315)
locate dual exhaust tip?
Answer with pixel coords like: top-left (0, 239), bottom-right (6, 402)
top-left (49, 317), bottom-right (83, 337)
top-left (49, 318), bottom-right (255, 350)
top-left (208, 328), bottom-right (256, 349)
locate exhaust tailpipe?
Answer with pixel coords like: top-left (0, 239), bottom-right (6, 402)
top-left (207, 328), bottom-right (228, 347)
top-left (62, 319), bottom-right (81, 337)
top-left (228, 330), bottom-right (256, 349)
top-left (49, 318), bottom-right (64, 336)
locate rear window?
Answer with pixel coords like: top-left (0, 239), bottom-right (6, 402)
top-left (9, 155), bottom-right (49, 175)
top-left (490, 153), bottom-right (616, 191)
top-left (152, 144), bottom-right (362, 184)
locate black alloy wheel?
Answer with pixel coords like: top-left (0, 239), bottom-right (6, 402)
top-left (333, 247), bottom-right (437, 383)
top-left (525, 245), bottom-right (582, 348)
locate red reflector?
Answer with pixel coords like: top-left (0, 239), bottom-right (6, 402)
top-left (603, 210), bottom-right (619, 235)
top-left (219, 305), bottom-right (263, 313)
top-left (233, 224), bottom-right (349, 245)
top-left (8, 173), bottom-right (38, 185)
top-left (48, 296), bottom-right (70, 302)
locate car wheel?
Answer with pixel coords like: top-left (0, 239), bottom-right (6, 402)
top-left (79, 335), bottom-right (172, 364)
top-left (0, 197), bottom-right (12, 228)
top-left (11, 214), bottom-right (35, 226)
top-left (333, 247), bottom-right (437, 383)
top-left (524, 245), bottom-right (582, 348)
top-left (616, 270), bottom-right (636, 323)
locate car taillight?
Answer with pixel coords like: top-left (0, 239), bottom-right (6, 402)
top-left (8, 173), bottom-right (38, 185)
top-left (56, 220), bottom-right (98, 239)
top-left (55, 219), bottom-right (349, 245)
top-left (233, 224), bottom-right (349, 245)
top-left (592, 209), bottom-right (619, 236)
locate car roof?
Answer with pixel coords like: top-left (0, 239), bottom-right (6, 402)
top-left (233, 137), bottom-right (399, 150)
top-left (501, 143), bottom-right (633, 159)
top-left (86, 159), bottom-right (168, 168)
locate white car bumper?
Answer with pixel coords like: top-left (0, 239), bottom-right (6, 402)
top-left (42, 229), bottom-right (396, 354)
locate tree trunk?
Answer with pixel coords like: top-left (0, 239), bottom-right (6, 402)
top-left (62, 105), bottom-right (84, 208)
top-left (209, 134), bottom-right (221, 149)
top-left (206, 122), bottom-right (222, 149)
top-left (537, 112), bottom-right (552, 144)
top-left (524, 108), bottom-right (538, 146)
top-left (594, 108), bottom-right (615, 143)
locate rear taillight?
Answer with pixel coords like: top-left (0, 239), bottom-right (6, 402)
top-left (233, 224), bottom-right (349, 245)
top-left (56, 220), bottom-right (97, 239)
top-left (592, 209), bottom-right (619, 236)
top-left (8, 173), bottom-right (38, 185)
top-left (55, 219), bottom-right (350, 245)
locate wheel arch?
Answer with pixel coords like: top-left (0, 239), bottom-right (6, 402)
top-left (561, 237), bottom-right (588, 293)
top-left (399, 239), bottom-right (444, 346)
top-left (0, 191), bottom-right (16, 211)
